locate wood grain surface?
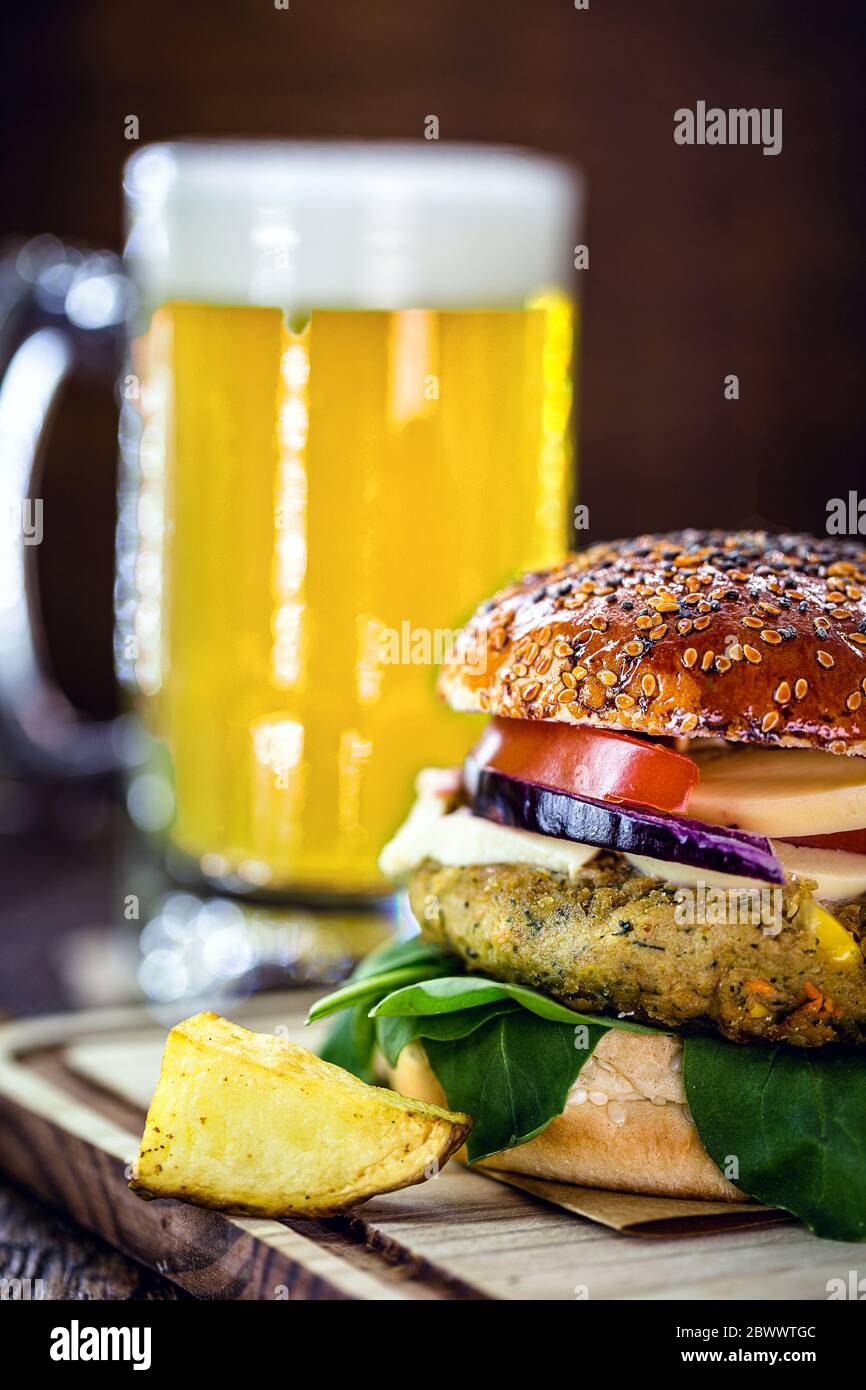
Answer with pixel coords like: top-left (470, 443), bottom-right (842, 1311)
top-left (0, 1181), bottom-right (188, 1301)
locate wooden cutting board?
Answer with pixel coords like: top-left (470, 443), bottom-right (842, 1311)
top-left (0, 994), bottom-right (859, 1300)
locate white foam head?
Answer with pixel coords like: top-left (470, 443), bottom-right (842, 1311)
top-left (124, 141), bottom-right (583, 312)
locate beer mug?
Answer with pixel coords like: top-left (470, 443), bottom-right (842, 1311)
top-left (3, 141), bottom-right (583, 899)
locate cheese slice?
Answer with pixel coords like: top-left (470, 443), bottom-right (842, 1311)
top-left (623, 853), bottom-right (769, 892)
top-left (688, 745), bottom-right (866, 837)
top-left (379, 775), bottom-right (599, 879)
top-left (773, 842), bottom-right (866, 902)
top-left (626, 842), bottom-right (866, 903)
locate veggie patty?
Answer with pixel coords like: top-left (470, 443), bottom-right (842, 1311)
top-left (409, 857), bottom-right (866, 1046)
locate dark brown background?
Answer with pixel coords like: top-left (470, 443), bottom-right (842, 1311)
top-left (1, 0), bottom-right (864, 717)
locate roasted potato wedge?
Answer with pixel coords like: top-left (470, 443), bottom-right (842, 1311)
top-left (130, 1012), bottom-right (472, 1217)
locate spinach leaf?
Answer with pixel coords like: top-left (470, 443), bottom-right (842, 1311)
top-left (307, 940), bottom-right (460, 1025)
top-left (376, 1001), bottom-right (520, 1069)
top-left (684, 1036), bottom-right (866, 1243)
top-left (317, 1003), bottom-right (378, 1084)
top-left (423, 1010), bottom-right (605, 1162)
top-left (353, 934), bottom-right (455, 980)
top-left (310, 935), bottom-right (460, 1076)
top-left (306, 967), bottom-right (438, 1024)
top-left (371, 974), bottom-right (657, 1033)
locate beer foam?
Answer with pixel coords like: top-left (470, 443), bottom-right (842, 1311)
top-left (124, 141), bottom-right (582, 311)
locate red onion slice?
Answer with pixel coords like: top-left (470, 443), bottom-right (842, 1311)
top-left (464, 760), bottom-right (784, 885)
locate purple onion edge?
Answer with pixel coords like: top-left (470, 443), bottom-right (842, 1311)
top-left (466, 763), bottom-right (785, 886)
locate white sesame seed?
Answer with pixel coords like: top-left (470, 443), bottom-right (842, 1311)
top-left (607, 1102), bottom-right (627, 1126)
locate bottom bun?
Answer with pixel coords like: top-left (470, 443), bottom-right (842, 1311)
top-left (387, 1030), bottom-right (742, 1202)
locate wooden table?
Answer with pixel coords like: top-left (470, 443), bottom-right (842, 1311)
top-left (0, 1180), bottom-right (188, 1300)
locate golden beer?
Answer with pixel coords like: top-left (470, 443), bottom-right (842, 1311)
top-left (119, 143), bottom-right (580, 895)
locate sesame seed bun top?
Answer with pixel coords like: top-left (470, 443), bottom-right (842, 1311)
top-left (439, 530), bottom-right (866, 755)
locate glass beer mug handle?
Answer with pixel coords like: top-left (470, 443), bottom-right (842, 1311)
top-left (0, 237), bottom-right (130, 777)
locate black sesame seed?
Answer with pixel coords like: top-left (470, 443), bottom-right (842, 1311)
top-left (547, 579), bottom-right (573, 598)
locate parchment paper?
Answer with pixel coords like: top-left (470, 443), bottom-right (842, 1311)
top-left (483, 1169), bottom-right (789, 1236)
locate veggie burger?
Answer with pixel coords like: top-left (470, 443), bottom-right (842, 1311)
top-left (313, 531), bottom-right (866, 1240)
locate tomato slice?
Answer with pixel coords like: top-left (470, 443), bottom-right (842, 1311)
top-left (781, 829), bottom-right (866, 854)
top-left (465, 717), bottom-right (698, 814)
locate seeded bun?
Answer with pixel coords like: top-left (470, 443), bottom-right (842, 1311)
top-left (440, 530), bottom-right (866, 756)
top-left (389, 1030), bottom-right (741, 1202)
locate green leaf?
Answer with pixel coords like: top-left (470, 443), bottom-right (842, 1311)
top-left (311, 936), bottom-right (460, 1079)
top-left (317, 1004), bottom-right (378, 1084)
top-left (371, 974), bottom-right (657, 1033)
top-left (353, 934), bottom-right (453, 980)
top-left (376, 1001), bottom-right (520, 1069)
top-left (305, 967), bottom-right (431, 1024)
top-left (423, 1010), bottom-right (605, 1162)
top-left (306, 938), bottom-right (459, 1024)
top-left (684, 1036), bottom-right (866, 1243)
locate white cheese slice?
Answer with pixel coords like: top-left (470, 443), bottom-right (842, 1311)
top-left (623, 853), bottom-right (769, 892)
top-left (379, 779), bottom-right (599, 879)
top-left (773, 842), bottom-right (866, 902)
top-left (626, 842), bottom-right (866, 902)
top-left (687, 745), bottom-right (866, 837)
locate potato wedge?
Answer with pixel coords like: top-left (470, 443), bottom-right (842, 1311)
top-left (130, 1012), bottom-right (472, 1217)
